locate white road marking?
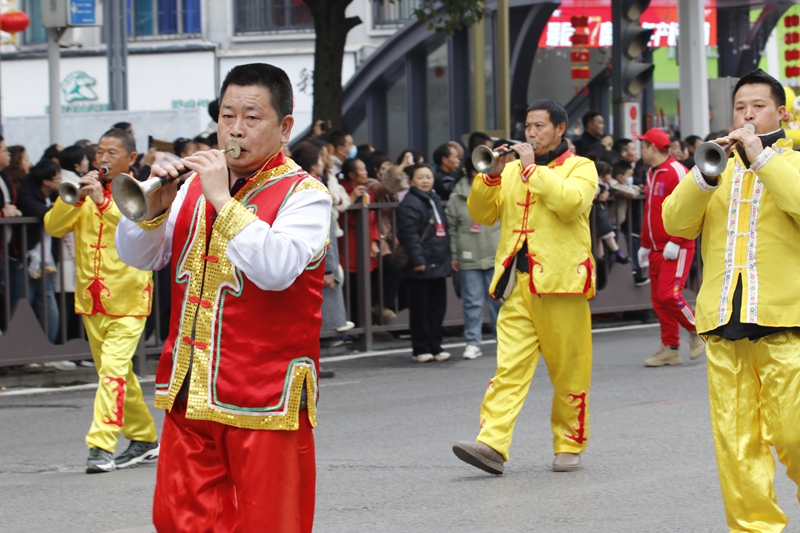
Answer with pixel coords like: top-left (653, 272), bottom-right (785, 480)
top-left (0, 324), bottom-right (659, 396)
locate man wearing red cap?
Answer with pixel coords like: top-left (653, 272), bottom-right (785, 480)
top-left (636, 128), bottom-right (705, 366)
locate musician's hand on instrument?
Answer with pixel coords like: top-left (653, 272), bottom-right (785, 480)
top-left (510, 142), bottom-right (536, 168)
top-left (183, 150), bottom-right (231, 213)
top-left (142, 163), bottom-right (181, 220)
top-left (727, 126), bottom-right (763, 163)
top-left (489, 144), bottom-right (514, 176)
top-left (78, 171), bottom-right (104, 205)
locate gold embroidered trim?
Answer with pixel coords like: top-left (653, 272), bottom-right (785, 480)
top-left (294, 176), bottom-right (330, 196)
top-left (214, 199), bottom-right (259, 240)
top-left (136, 209), bottom-right (170, 231)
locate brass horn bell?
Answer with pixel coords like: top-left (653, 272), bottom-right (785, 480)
top-left (694, 123), bottom-right (755, 176)
top-left (111, 140), bottom-right (242, 222)
top-left (471, 141), bottom-right (537, 174)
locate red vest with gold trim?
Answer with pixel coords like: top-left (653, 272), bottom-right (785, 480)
top-left (154, 156), bottom-right (326, 431)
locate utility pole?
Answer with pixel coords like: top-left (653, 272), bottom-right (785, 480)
top-left (105, 0), bottom-right (128, 110)
top-left (47, 27), bottom-right (65, 145)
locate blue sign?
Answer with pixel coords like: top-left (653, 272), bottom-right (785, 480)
top-left (69, 0), bottom-right (96, 26)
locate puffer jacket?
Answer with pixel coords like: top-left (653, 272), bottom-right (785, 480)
top-left (445, 175), bottom-right (500, 270)
top-left (396, 186), bottom-right (452, 280)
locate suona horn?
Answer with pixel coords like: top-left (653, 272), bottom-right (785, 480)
top-left (472, 140), bottom-right (538, 174)
top-left (112, 140), bottom-right (242, 222)
top-left (58, 166), bottom-right (110, 205)
top-left (694, 123), bottom-right (755, 176)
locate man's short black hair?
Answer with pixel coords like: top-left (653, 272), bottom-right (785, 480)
top-left (527, 99), bottom-right (569, 132)
top-left (208, 98), bottom-right (220, 122)
top-left (468, 131), bottom-right (492, 151)
top-left (58, 145), bottom-right (85, 172)
top-left (432, 143), bottom-right (454, 166)
top-left (113, 121), bottom-right (132, 132)
top-left (219, 63), bottom-right (293, 120)
top-left (581, 110), bottom-right (602, 129)
top-left (733, 68), bottom-right (785, 108)
top-left (612, 160), bottom-right (633, 179)
top-left (684, 135), bottom-right (702, 147)
top-left (27, 160), bottom-right (60, 188)
top-left (613, 138), bottom-right (633, 154)
top-left (41, 144), bottom-right (61, 163)
top-left (328, 130), bottom-right (350, 149)
top-left (100, 128), bottom-right (136, 154)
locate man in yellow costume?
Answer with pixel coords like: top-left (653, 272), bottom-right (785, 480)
top-left (45, 128), bottom-right (157, 473)
top-left (452, 99), bottom-right (597, 474)
top-left (663, 68), bottom-right (800, 532)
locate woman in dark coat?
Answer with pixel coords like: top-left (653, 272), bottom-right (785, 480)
top-left (395, 164), bottom-right (452, 363)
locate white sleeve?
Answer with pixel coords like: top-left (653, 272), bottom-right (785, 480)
top-left (115, 175), bottom-right (193, 271)
top-left (226, 188), bottom-right (332, 291)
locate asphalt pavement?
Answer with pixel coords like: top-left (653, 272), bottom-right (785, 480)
top-left (1, 324), bottom-right (799, 533)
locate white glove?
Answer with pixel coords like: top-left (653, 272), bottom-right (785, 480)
top-left (663, 241), bottom-right (680, 261)
top-left (637, 247), bottom-right (650, 268)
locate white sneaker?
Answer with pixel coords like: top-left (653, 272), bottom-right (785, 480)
top-left (335, 321), bottom-right (355, 333)
top-left (45, 361), bottom-right (77, 371)
top-left (463, 345), bottom-right (483, 360)
top-left (433, 351), bottom-right (451, 362)
top-left (412, 353), bottom-right (434, 363)
top-left (21, 363), bottom-right (54, 373)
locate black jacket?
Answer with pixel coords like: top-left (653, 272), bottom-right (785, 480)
top-left (16, 177), bottom-right (59, 258)
top-left (573, 131), bottom-right (601, 157)
top-left (433, 167), bottom-right (456, 200)
top-left (396, 187), bottom-right (452, 280)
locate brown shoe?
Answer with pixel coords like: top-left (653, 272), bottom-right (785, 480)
top-left (452, 441), bottom-right (504, 475)
top-left (644, 345), bottom-right (682, 367)
top-left (553, 453), bottom-right (581, 472)
top-left (688, 332), bottom-right (706, 360)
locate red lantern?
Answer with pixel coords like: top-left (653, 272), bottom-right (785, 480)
top-left (0, 10), bottom-right (30, 34)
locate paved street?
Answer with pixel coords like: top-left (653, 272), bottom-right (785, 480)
top-left (1, 324), bottom-right (799, 532)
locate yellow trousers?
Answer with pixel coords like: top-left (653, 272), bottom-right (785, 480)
top-left (707, 332), bottom-right (800, 533)
top-left (477, 272), bottom-right (592, 460)
top-left (83, 314), bottom-right (157, 453)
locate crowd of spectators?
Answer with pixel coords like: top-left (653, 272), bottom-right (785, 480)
top-left (0, 104), bottom-right (708, 370)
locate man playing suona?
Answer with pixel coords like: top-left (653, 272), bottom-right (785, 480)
top-left (116, 63), bottom-right (331, 532)
top-left (45, 128), bottom-right (159, 473)
top-left (663, 68), bottom-right (800, 533)
top-left (452, 99), bottom-right (597, 474)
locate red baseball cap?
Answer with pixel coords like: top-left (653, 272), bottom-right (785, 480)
top-left (634, 128), bottom-right (671, 151)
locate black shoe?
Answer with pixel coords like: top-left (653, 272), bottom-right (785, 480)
top-left (86, 447), bottom-right (116, 474)
top-left (114, 440), bottom-right (159, 469)
top-left (319, 367), bottom-right (335, 379)
top-left (614, 250), bottom-right (631, 264)
top-left (633, 273), bottom-right (651, 286)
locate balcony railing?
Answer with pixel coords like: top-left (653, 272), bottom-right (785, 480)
top-left (234, 0), bottom-right (315, 35)
top-left (372, 0), bottom-right (420, 29)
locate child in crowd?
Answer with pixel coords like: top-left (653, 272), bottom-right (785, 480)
top-left (608, 160), bottom-right (642, 228)
top-left (593, 161), bottom-right (630, 265)
top-left (396, 164), bottom-right (452, 363)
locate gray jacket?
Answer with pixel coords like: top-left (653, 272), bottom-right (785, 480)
top-left (445, 176), bottom-right (500, 271)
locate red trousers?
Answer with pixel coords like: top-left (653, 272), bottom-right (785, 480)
top-left (649, 248), bottom-right (696, 346)
top-left (152, 402), bottom-right (315, 533)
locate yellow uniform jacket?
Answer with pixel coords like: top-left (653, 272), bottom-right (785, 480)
top-left (44, 184), bottom-right (152, 317)
top-left (467, 151), bottom-right (598, 299)
top-left (663, 138), bottom-right (800, 333)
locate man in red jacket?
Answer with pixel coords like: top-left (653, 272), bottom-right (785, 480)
top-left (636, 128), bottom-right (705, 366)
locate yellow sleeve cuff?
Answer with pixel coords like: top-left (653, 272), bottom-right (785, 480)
top-left (214, 198), bottom-right (258, 240)
top-left (136, 209), bottom-right (170, 231)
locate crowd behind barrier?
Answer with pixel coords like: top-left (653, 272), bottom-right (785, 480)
top-left (0, 110), bottom-right (706, 371)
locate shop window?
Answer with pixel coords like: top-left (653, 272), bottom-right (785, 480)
top-left (127, 0), bottom-right (202, 39)
top-left (372, 0), bottom-right (419, 29)
top-left (233, 0), bottom-right (314, 35)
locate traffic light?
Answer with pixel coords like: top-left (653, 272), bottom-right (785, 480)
top-left (612, 0), bottom-right (654, 97)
